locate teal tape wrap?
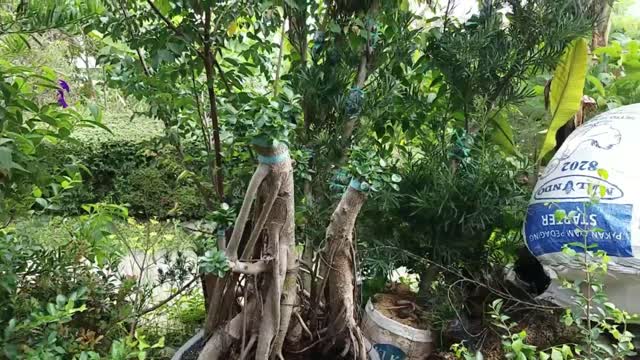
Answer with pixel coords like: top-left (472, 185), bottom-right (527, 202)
top-left (349, 178), bottom-right (363, 191)
top-left (258, 149), bottom-right (290, 164)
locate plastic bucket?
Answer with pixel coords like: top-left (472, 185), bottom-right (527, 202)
top-left (362, 299), bottom-right (433, 360)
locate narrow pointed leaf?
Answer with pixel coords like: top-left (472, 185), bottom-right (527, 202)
top-left (539, 38), bottom-right (588, 162)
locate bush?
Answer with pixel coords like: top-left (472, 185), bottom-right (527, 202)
top-left (46, 140), bottom-right (209, 220)
top-left (0, 227), bottom-right (132, 357)
top-left (114, 166), bottom-right (175, 218)
top-left (3, 209), bottom-right (198, 359)
top-left (359, 140), bottom-right (529, 281)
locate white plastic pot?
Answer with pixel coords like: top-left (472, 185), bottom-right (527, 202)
top-left (362, 299), bottom-right (433, 360)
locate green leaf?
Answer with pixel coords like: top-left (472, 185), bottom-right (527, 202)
top-left (539, 351), bottom-right (550, 360)
top-left (155, 0), bottom-right (171, 14)
top-left (35, 197), bottom-right (48, 208)
top-left (0, 147), bottom-right (26, 172)
top-left (177, 170), bottom-right (193, 182)
top-left (512, 338), bottom-right (523, 352)
top-left (88, 103), bottom-right (103, 123)
top-left (597, 168), bottom-right (608, 180)
top-left (586, 75), bottom-right (605, 97)
top-left (82, 119), bottom-right (113, 134)
top-left (554, 209), bottom-right (566, 221)
top-left (539, 38), bottom-right (588, 162)
top-left (550, 348), bottom-right (563, 360)
top-left (391, 174), bottom-right (402, 183)
top-left (491, 110), bottom-right (517, 155)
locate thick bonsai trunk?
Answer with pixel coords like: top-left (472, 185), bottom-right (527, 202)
top-left (199, 143), bottom-right (297, 360)
top-left (319, 183), bottom-right (367, 360)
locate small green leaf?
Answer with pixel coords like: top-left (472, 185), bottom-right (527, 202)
top-left (177, 170), bottom-right (193, 182)
top-left (35, 197), bottom-right (48, 209)
top-left (554, 209), bottom-right (566, 221)
top-left (512, 338), bottom-right (523, 353)
top-left (328, 22), bottom-right (341, 33)
top-left (88, 103), bottom-right (103, 122)
top-left (551, 348), bottom-right (563, 360)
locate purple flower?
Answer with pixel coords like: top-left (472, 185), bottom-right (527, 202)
top-left (57, 89), bottom-right (68, 108)
top-left (58, 79), bottom-right (70, 93)
top-left (56, 79), bottom-right (70, 108)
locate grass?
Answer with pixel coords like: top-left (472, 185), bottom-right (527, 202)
top-left (72, 101), bottom-right (165, 147)
top-left (15, 215), bottom-right (194, 254)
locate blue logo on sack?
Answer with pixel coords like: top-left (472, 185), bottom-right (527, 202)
top-left (373, 344), bottom-right (406, 360)
top-left (524, 202), bottom-right (633, 257)
top-left (534, 175), bottom-right (623, 201)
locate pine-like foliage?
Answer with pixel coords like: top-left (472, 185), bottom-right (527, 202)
top-left (428, 0), bottom-right (598, 117)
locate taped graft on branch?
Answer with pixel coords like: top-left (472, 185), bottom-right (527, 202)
top-left (319, 179), bottom-right (368, 360)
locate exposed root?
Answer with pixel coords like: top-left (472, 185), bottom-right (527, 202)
top-left (198, 308), bottom-right (246, 360)
top-left (226, 165), bottom-right (270, 260)
top-left (321, 185), bottom-right (368, 360)
top-left (239, 334), bottom-right (258, 360)
top-left (270, 261), bottom-right (299, 358)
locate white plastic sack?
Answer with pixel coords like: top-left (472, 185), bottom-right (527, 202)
top-left (524, 103), bottom-right (640, 313)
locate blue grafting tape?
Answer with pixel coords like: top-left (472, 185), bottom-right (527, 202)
top-left (350, 86), bottom-right (364, 95)
top-left (349, 178), bottom-right (362, 191)
top-left (258, 149), bottom-right (290, 164)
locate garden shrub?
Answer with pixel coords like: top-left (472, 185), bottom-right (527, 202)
top-left (359, 140), bottom-right (530, 292)
top-left (47, 139), bottom-right (209, 220)
top-left (114, 165), bottom-right (175, 218)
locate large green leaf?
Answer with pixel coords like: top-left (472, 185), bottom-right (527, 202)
top-left (539, 38), bottom-right (588, 162)
top-left (490, 108), bottom-right (519, 156)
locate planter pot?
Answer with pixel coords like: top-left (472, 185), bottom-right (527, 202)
top-left (171, 330), bottom-right (204, 360)
top-left (173, 300), bottom-right (433, 360)
top-left (362, 299), bottom-right (433, 360)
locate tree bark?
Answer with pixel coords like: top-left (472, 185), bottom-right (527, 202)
top-left (591, 0), bottom-right (612, 50)
top-left (320, 184), bottom-right (367, 360)
top-left (203, 9), bottom-right (225, 201)
top-left (200, 143), bottom-right (297, 360)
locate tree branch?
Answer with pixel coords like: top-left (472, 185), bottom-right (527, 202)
top-left (118, 0), bottom-right (150, 76)
top-left (137, 277), bottom-right (198, 317)
top-left (229, 260), bottom-right (271, 275)
top-left (203, 7), bottom-right (225, 201)
top-left (145, 0), bottom-right (179, 34)
top-left (213, 53), bottom-right (232, 94)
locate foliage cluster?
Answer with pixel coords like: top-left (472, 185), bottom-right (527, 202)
top-left (46, 140), bottom-right (209, 219)
top-left (2, 0), bottom-right (636, 359)
top-left (0, 204), bottom-right (194, 359)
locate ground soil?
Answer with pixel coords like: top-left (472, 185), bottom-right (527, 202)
top-left (371, 283), bottom-right (430, 330)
